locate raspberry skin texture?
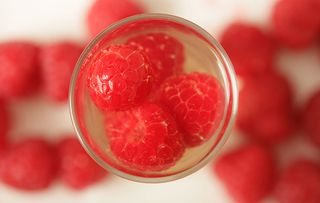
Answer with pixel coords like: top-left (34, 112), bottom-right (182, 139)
top-left (0, 138), bottom-right (57, 191)
top-left (87, 45), bottom-right (154, 111)
top-left (272, 0), bottom-right (320, 49)
top-left (105, 102), bottom-right (185, 171)
top-left (220, 22), bottom-right (276, 76)
top-left (237, 72), bottom-right (295, 144)
top-left (214, 143), bottom-right (276, 203)
top-left (127, 33), bottom-right (184, 86)
top-left (87, 0), bottom-right (144, 37)
top-left (275, 160), bottom-right (320, 203)
top-left (57, 137), bottom-right (108, 190)
top-left (40, 42), bottom-right (83, 102)
top-left (159, 72), bottom-right (224, 147)
top-left (0, 100), bottom-right (9, 152)
top-left (0, 41), bottom-right (40, 98)
top-left (302, 90), bottom-right (320, 148)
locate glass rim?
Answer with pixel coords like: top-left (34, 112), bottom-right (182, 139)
top-left (69, 13), bottom-right (238, 183)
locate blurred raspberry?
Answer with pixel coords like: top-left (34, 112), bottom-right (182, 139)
top-left (57, 137), bottom-right (108, 190)
top-left (220, 22), bottom-right (276, 76)
top-left (0, 41), bottom-right (40, 98)
top-left (87, 44), bottom-right (154, 111)
top-left (159, 72), bottom-right (224, 147)
top-left (105, 102), bottom-right (185, 171)
top-left (275, 159), bottom-right (320, 203)
top-left (246, 111), bottom-right (297, 144)
top-left (237, 72), bottom-right (295, 144)
top-left (214, 143), bottom-right (276, 203)
top-left (0, 100), bottom-right (9, 152)
top-left (127, 33), bottom-right (184, 86)
top-left (302, 90), bottom-right (320, 148)
top-left (40, 42), bottom-right (83, 102)
top-left (272, 0), bottom-right (320, 49)
top-left (87, 0), bottom-right (144, 37)
top-left (0, 138), bottom-right (57, 191)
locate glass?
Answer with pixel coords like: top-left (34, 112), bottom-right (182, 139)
top-left (69, 14), bottom-right (238, 183)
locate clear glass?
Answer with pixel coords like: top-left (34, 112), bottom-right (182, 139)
top-left (69, 14), bottom-right (238, 183)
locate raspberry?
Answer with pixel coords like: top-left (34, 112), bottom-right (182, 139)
top-left (57, 136), bottom-right (108, 190)
top-left (159, 72), bottom-right (224, 147)
top-left (237, 72), bottom-right (295, 144)
top-left (246, 111), bottom-right (296, 144)
top-left (220, 22), bottom-right (276, 76)
top-left (275, 160), bottom-right (320, 203)
top-left (40, 42), bottom-right (83, 102)
top-left (87, 44), bottom-right (154, 111)
top-left (0, 41), bottom-right (39, 98)
top-left (0, 100), bottom-right (9, 152)
top-left (272, 0), bottom-right (320, 49)
top-left (214, 143), bottom-right (275, 203)
top-left (87, 0), bottom-right (144, 37)
top-left (105, 102), bottom-right (185, 171)
top-left (302, 90), bottom-right (320, 148)
top-left (127, 33), bottom-right (184, 86)
top-left (0, 138), bottom-right (57, 190)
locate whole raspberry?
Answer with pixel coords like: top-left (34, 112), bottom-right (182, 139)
top-left (0, 138), bottom-right (57, 190)
top-left (40, 42), bottom-right (83, 102)
top-left (87, 0), bottom-right (144, 37)
top-left (214, 143), bottom-right (275, 203)
top-left (0, 100), bottom-right (9, 152)
top-left (105, 102), bottom-right (185, 171)
top-left (220, 22), bottom-right (276, 76)
top-left (57, 136), bottom-right (108, 190)
top-left (127, 33), bottom-right (184, 86)
top-left (159, 72), bottom-right (224, 147)
top-left (237, 72), bottom-right (295, 144)
top-left (0, 41), bottom-right (39, 98)
top-left (87, 44), bottom-right (154, 111)
top-left (245, 111), bottom-right (296, 144)
top-left (302, 90), bottom-right (320, 148)
top-left (275, 160), bottom-right (320, 203)
top-left (272, 0), bottom-right (320, 49)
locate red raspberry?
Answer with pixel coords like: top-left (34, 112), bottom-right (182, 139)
top-left (87, 44), bottom-right (154, 111)
top-left (105, 102), bottom-right (185, 171)
top-left (0, 100), bottom-right (9, 152)
top-left (0, 138), bottom-right (57, 190)
top-left (246, 111), bottom-right (296, 144)
top-left (87, 0), bottom-right (144, 37)
top-left (0, 41), bottom-right (39, 98)
top-left (57, 136), bottom-right (108, 190)
top-left (214, 143), bottom-right (275, 203)
top-left (237, 72), bottom-right (295, 144)
top-left (272, 0), bottom-right (320, 49)
top-left (40, 42), bottom-right (83, 102)
top-left (302, 90), bottom-right (320, 148)
top-left (159, 72), bottom-right (224, 147)
top-left (220, 22), bottom-right (276, 76)
top-left (275, 160), bottom-right (320, 203)
top-left (127, 33), bottom-right (184, 86)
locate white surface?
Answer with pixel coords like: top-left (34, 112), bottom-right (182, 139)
top-left (0, 0), bottom-right (320, 203)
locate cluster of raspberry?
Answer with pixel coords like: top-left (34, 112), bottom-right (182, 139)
top-left (212, 0), bottom-right (320, 203)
